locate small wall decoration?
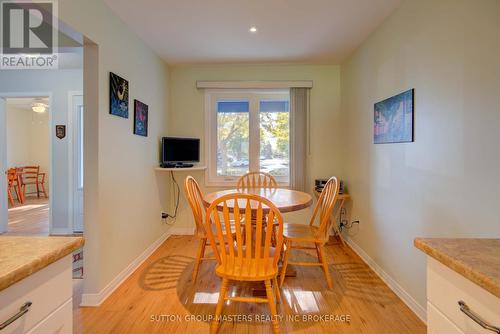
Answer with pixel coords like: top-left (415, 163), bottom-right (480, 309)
top-left (133, 99), bottom-right (148, 137)
top-left (374, 89), bottom-right (414, 144)
top-left (55, 125), bottom-right (66, 139)
top-left (109, 72), bottom-right (129, 118)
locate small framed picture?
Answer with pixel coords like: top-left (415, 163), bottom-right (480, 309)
top-left (134, 99), bottom-right (148, 137)
top-left (374, 89), bottom-right (414, 144)
top-left (110, 72), bottom-right (129, 118)
top-left (55, 125), bottom-right (66, 139)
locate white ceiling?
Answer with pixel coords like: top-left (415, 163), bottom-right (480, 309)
top-left (103, 0), bottom-right (401, 65)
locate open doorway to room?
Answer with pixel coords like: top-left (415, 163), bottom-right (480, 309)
top-left (4, 96), bottom-right (51, 236)
top-left (0, 48), bottom-right (85, 285)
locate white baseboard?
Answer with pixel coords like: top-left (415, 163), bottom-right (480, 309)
top-left (80, 230), bottom-right (171, 307)
top-left (344, 236), bottom-right (427, 324)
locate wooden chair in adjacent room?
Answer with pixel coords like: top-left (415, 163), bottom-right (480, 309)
top-left (206, 193), bottom-right (284, 334)
top-left (6, 168), bottom-right (23, 206)
top-left (279, 176), bottom-right (340, 289)
top-left (19, 166), bottom-right (48, 199)
top-left (184, 176), bottom-right (236, 283)
top-left (237, 171), bottom-right (278, 189)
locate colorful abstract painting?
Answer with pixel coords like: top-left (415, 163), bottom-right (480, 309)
top-left (110, 72), bottom-right (129, 118)
top-left (134, 99), bottom-right (148, 137)
top-left (374, 89), bottom-right (414, 144)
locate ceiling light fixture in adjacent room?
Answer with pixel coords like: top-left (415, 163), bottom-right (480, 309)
top-left (32, 102), bottom-right (48, 113)
top-left (249, 26), bottom-right (257, 33)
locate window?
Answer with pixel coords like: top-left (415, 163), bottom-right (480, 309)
top-left (206, 89), bottom-right (290, 185)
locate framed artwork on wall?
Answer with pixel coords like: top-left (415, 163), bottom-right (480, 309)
top-left (133, 99), bottom-right (148, 137)
top-left (109, 72), bottom-right (129, 118)
top-left (374, 89), bottom-right (414, 144)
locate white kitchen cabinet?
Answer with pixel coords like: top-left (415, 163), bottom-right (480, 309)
top-left (0, 255), bottom-right (73, 334)
top-left (426, 257), bottom-right (500, 334)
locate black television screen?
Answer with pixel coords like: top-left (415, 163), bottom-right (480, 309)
top-left (162, 137), bottom-right (200, 163)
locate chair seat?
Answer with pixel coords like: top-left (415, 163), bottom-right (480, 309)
top-left (283, 223), bottom-right (327, 243)
top-left (215, 250), bottom-right (278, 281)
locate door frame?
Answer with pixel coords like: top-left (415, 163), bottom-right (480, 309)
top-left (0, 91), bottom-right (54, 234)
top-left (68, 91), bottom-right (83, 233)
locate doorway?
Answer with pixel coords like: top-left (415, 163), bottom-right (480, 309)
top-left (0, 95), bottom-right (51, 236)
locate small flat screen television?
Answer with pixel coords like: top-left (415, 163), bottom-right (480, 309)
top-left (161, 137), bottom-right (200, 166)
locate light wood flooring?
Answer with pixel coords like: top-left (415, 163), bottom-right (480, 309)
top-left (74, 235), bottom-right (426, 334)
top-left (6, 197), bottom-right (49, 236)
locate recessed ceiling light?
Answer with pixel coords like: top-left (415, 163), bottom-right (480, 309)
top-left (249, 26), bottom-right (257, 33)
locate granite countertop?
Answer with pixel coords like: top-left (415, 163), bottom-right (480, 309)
top-left (414, 238), bottom-right (500, 299)
top-left (0, 236), bottom-right (84, 292)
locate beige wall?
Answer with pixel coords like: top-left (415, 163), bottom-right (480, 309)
top-left (58, 0), bottom-right (171, 297)
top-left (341, 0), bottom-right (500, 312)
top-left (168, 64), bottom-right (342, 229)
top-left (6, 106), bottom-right (32, 168)
top-left (6, 105), bottom-right (50, 193)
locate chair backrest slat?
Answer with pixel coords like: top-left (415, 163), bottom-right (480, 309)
top-left (237, 172), bottom-right (277, 190)
top-left (245, 201), bottom-right (252, 260)
top-left (184, 176), bottom-right (208, 238)
top-left (233, 200), bottom-right (243, 259)
top-left (309, 177), bottom-right (340, 239)
top-left (223, 202), bottom-right (235, 259)
top-left (205, 193), bottom-right (284, 277)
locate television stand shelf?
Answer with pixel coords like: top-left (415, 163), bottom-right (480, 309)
top-left (155, 166), bottom-right (207, 172)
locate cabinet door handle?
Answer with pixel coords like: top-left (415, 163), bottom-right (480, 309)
top-left (0, 301), bottom-right (32, 330)
top-left (459, 301), bottom-right (500, 333)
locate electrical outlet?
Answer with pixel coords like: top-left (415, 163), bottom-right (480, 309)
top-left (161, 212), bottom-right (168, 220)
top-left (340, 220), bottom-right (360, 231)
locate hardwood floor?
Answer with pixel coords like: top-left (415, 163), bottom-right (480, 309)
top-left (74, 235), bottom-right (426, 334)
top-left (5, 197), bottom-right (49, 236)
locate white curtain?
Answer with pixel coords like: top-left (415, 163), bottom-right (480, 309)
top-left (290, 88), bottom-right (309, 191)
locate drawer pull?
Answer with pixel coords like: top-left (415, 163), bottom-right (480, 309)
top-left (459, 301), bottom-right (500, 333)
top-left (0, 301), bottom-right (32, 330)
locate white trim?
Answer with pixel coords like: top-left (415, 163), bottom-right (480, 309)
top-left (67, 91), bottom-right (83, 233)
top-left (0, 98), bottom-right (6, 233)
top-left (344, 236), bottom-right (427, 323)
top-left (79, 226), bottom-right (194, 307)
top-left (0, 91), bottom-right (54, 234)
top-left (197, 80), bottom-right (313, 89)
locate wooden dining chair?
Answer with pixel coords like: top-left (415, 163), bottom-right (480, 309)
top-left (184, 176), bottom-right (237, 283)
top-left (205, 193), bottom-right (284, 334)
top-left (237, 171), bottom-right (277, 189)
top-left (279, 176), bottom-right (340, 289)
top-left (6, 168), bottom-right (22, 206)
top-left (19, 166), bottom-right (47, 199)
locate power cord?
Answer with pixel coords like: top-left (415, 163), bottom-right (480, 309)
top-left (163, 171), bottom-right (180, 225)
